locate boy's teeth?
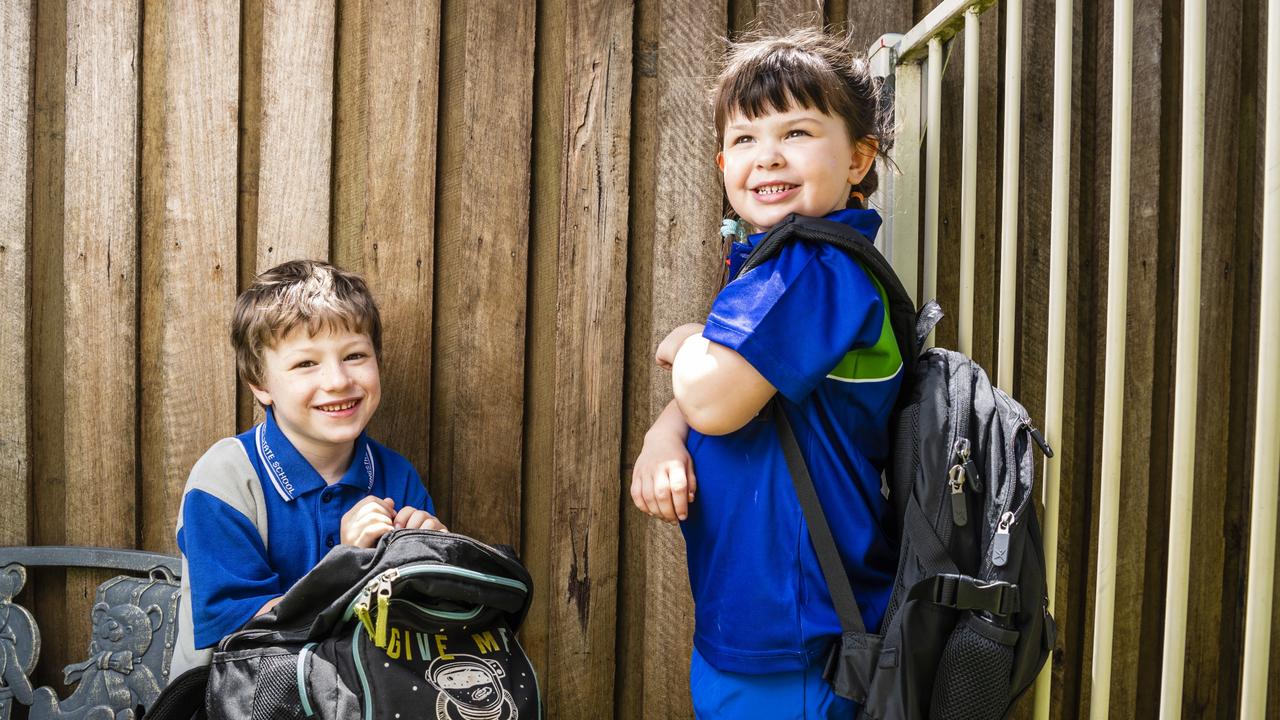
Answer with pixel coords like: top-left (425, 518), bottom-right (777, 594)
top-left (319, 400), bottom-right (357, 412)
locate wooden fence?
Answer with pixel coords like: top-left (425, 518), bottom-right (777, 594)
top-left (0, 0), bottom-right (1274, 718)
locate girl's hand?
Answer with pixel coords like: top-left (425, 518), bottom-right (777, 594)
top-left (631, 426), bottom-right (697, 523)
top-left (656, 323), bottom-right (705, 370)
top-left (340, 496), bottom-right (397, 548)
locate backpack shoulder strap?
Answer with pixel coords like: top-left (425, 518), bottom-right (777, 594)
top-left (737, 213), bottom-right (921, 376)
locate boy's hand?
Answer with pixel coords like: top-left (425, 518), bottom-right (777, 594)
top-left (656, 323), bottom-right (705, 370)
top-left (340, 496), bottom-right (398, 548)
top-left (393, 505), bottom-right (448, 532)
top-left (631, 425), bottom-right (697, 524)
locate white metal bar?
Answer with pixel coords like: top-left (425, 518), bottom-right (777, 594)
top-left (1032, 0), bottom-right (1073, 715)
top-left (923, 37), bottom-right (942, 346)
top-left (870, 34), bottom-right (905, 271)
top-left (1159, 0), bottom-right (1206, 716)
top-left (958, 8), bottom-right (979, 357)
top-left (1089, 0), bottom-right (1134, 716)
top-left (1239, 0), bottom-right (1280, 713)
top-left (897, 0), bottom-right (998, 63)
top-left (996, 0), bottom-right (1023, 391)
top-left (890, 58), bottom-right (923, 306)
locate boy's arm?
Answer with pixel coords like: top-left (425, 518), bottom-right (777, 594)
top-left (631, 398), bottom-right (698, 522)
top-left (671, 334), bottom-right (775, 436)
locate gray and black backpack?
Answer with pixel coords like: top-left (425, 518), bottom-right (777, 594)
top-left (149, 529), bottom-right (539, 720)
top-left (739, 214), bottom-right (1056, 720)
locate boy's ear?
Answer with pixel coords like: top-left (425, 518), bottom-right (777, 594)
top-left (848, 139), bottom-right (879, 185)
top-left (248, 383), bottom-right (273, 407)
top-left (716, 152), bottom-right (725, 171)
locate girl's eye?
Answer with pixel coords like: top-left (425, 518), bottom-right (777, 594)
top-left (731, 134), bottom-right (754, 145)
top-left (786, 129), bottom-right (811, 139)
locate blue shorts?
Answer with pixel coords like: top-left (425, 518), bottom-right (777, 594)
top-left (690, 648), bottom-right (858, 720)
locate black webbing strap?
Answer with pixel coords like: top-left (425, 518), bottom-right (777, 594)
top-left (906, 574), bottom-right (1021, 617)
top-left (771, 400), bottom-right (866, 635)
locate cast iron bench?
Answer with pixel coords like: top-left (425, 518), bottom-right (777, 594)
top-left (0, 546), bottom-right (182, 720)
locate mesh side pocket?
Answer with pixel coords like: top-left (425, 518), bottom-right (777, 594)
top-left (250, 653), bottom-right (305, 720)
top-left (929, 616), bottom-right (1016, 720)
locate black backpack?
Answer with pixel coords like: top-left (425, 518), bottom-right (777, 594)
top-left (148, 529), bottom-right (540, 720)
top-left (737, 214), bottom-right (1056, 720)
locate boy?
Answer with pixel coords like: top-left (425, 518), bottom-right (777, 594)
top-left (172, 260), bottom-right (444, 676)
top-left (631, 30), bottom-right (901, 718)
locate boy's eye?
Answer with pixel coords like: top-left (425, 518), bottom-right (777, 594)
top-left (293, 360), bottom-right (317, 370)
top-left (344, 352), bottom-right (367, 361)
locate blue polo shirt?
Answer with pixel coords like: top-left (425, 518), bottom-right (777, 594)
top-left (681, 208), bottom-right (902, 673)
top-left (178, 408), bottom-right (433, 649)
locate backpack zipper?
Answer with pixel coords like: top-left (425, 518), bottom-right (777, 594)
top-left (991, 511), bottom-right (1015, 567)
top-left (947, 464), bottom-right (968, 526)
top-left (344, 563), bottom-right (530, 648)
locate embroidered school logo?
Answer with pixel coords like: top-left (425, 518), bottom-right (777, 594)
top-left (426, 654), bottom-right (517, 720)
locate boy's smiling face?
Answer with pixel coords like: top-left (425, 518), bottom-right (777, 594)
top-left (718, 105), bottom-right (874, 231)
top-left (249, 326), bottom-right (381, 463)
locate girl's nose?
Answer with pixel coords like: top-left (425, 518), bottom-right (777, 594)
top-left (754, 144), bottom-right (784, 169)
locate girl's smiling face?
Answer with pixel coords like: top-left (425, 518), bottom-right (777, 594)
top-left (717, 105), bottom-right (875, 231)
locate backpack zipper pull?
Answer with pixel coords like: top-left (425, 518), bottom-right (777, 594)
top-left (354, 584), bottom-right (375, 638)
top-left (992, 511), bottom-right (1015, 566)
top-left (954, 438), bottom-right (983, 492)
top-left (373, 569), bottom-right (398, 648)
top-left (1022, 419), bottom-right (1054, 458)
top-left (948, 465), bottom-right (968, 526)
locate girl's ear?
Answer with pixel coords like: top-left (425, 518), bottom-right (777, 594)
top-left (848, 138), bottom-right (879, 185)
top-left (716, 151), bottom-right (725, 171)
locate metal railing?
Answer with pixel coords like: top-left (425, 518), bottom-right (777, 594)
top-left (869, 0), bottom-right (1280, 717)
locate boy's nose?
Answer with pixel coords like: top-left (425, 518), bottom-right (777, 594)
top-left (320, 362), bottom-right (353, 390)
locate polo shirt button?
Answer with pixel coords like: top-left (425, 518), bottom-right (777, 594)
top-left (326, 536), bottom-right (336, 548)
top-left (321, 491), bottom-right (332, 503)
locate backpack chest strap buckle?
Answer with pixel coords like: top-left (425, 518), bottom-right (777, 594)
top-left (909, 574), bottom-right (1021, 617)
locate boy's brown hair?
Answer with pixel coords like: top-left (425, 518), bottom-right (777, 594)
top-left (231, 259), bottom-right (383, 386)
top-left (712, 28), bottom-right (890, 205)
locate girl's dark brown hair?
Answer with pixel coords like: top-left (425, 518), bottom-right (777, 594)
top-left (712, 28), bottom-right (891, 205)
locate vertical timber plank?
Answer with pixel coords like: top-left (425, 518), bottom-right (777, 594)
top-left (838, 0), bottom-right (913, 53)
top-left (522, 0), bottom-right (566, 692)
top-left (617, 0), bottom-right (660, 715)
top-left (545, 2), bottom-right (632, 716)
top-left (139, 0), bottom-right (239, 554)
top-left (62, 0), bottom-right (139, 669)
top-left (255, 0), bottom-right (333, 267)
top-left (331, 0), bottom-right (440, 484)
top-left (0, 0), bottom-right (32, 547)
top-left (643, 1), bottom-right (726, 717)
top-left (31, 0), bottom-right (68, 689)
top-left (1182, 0), bottom-right (1244, 715)
top-left (429, 0), bottom-right (535, 545)
top-left (1083, 0), bottom-right (1165, 716)
top-left (236, 0), bottom-right (264, 431)
top-left (737, 0), bottom-right (824, 34)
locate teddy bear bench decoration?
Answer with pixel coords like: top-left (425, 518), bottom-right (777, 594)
top-left (0, 547), bottom-right (181, 720)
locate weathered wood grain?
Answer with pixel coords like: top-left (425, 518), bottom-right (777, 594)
top-left (255, 0), bottom-right (333, 268)
top-left (642, 1), bottom-right (727, 717)
top-left (617, 0), bottom-right (660, 715)
top-left (331, 0), bottom-right (440, 488)
top-left (429, 0), bottom-right (535, 546)
top-left (838, 0), bottom-right (914, 53)
top-left (732, 0), bottom-right (823, 34)
top-left (30, 0), bottom-right (68, 691)
top-left (0, 0), bottom-right (32, 548)
top-left (139, 0), bottom-right (239, 555)
top-left (519, 0), bottom-right (566, 695)
top-left (540, 2), bottom-right (632, 716)
top-left (236, 0), bottom-right (265, 433)
top-left (1181, 0), bottom-right (1245, 715)
top-left (1074, 0), bottom-right (1165, 716)
top-left (61, 0), bottom-right (140, 681)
